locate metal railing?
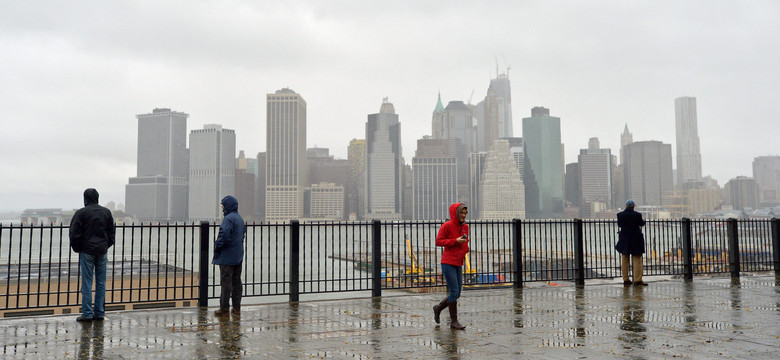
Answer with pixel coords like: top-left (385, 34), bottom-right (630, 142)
top-left (1, 218), bottom-right (778, 314)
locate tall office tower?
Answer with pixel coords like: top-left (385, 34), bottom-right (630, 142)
top-left (255, 152), bottom-right (266, 221)
top-left (125, 108), bottom-right (188, 222)
top-left (365, 98), bottom-right (404, 221)
top-left (469, 152), bottom-right (488, 218)
top-left (479, 139), bottom-right (525, 220)
top-left (307, 183), bottom-right (344, 220)
top-left (578, 138), bottom-right (613, 218)
top-left (402, 164), bottom-right (414, 220)
top-left (481, 72), bottom-right (513, 149)
top-left (725, 176), bottom-right (760, 210)
top-left (752, 156), bottom-right (780, 206)
top-left (522, 107), bottom-right (564, 219)
top-left (432, 100), bottom-right (474, 204)
top-left (623, 141), bottom-right (674, 207)
top-left (431, 92), bottom-right (446, 139)
top-left (347, 139), bottom-right (366, 220)
top-left (266, 88), bottom-right (307, 222)
top-left (188, 124), bottom-right (236, 221)
top-left (620, 124), bottom-right (633, 165)
top-left (675, 97), bottom-right (703, 187)
top-left (564, 163), bottom-right (580, 207)
top-left (235, 151), bottom-right (255, 222)
top-left (412, 138), bottom-right (458, 220)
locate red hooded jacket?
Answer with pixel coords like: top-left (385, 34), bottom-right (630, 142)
top-left (436, 203), bottom-right (470, 266)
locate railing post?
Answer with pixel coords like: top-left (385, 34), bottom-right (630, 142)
top-left (512, 218), bottom-right (523, 289)
top-left (772, 218), bottom-right (780, 276)
top-left (681, 218), bottom-right (693, 281)
top-left (727, 218), bottom-right (740, 278)
top-left (290, 220), bottom-right (300, 303)
top-left (198, 221), bottom-right (210, 308)
top-left (574, 219), bottom-right (585, 286)
top-left (372, 220), bottom-right (382, 297)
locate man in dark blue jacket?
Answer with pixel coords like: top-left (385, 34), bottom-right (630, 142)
top-left (213, 195), bottom-right (246, 316)
top-left (69, 188), bottom-right (115, 322)
top-left (616, 200), bottom-right (647, 286)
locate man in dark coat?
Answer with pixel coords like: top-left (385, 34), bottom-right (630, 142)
top-left (213, 195), bottom-right (246, 316)
top-left (69, 188), bottom-right (116, 322)
top-left (616, 199), bottom-right (648, 286)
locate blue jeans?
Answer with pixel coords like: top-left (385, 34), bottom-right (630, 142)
top-left (441, 263), bottom-right (463, 302)
top-left (80, 253), bottom-right (107, 319)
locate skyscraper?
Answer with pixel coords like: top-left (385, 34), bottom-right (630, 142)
top-left (365, 98), bottom-right (404, 220)
top-left (752, 156), bottom-right (780, 206)
top-left (479, 73), bottom-right (513, 152)
top-left (125, 108), bottom-right (188, 222)
top-left (725, 176), bottom-right (760, 211)
top-left (578, 137), bottom-right (613, 218)
top-left (623, 140), bottom-right (674, 207)
top-left (266, 88), bottom-right (307, 222)
top-left (188, 124), bottom-right (236, 221)
top-left (432, 100), bottom-right (473, 204)
top-left (347, 139), bottom-right (366, 220)
top-left (412, 138), bottom-right (457, 220)
top-left (675, 97), bottom-right (703, 187)
top-left (480, 139), bottom-right (525, 220)
top-left (522, 107), bottom-right (564, 219)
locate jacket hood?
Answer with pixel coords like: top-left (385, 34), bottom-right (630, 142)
top-left (448, 203), bottom-right (467, 225)
top-left (83, 188), bottom-right (99, 206)
top-left (221, 195), bottom-right (239, 215)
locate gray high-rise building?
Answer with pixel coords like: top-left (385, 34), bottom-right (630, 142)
top-left (469, 152), bottom-right (488, 218)
top-left (412, 138), bottom-right (457, 220)
top-left (347, 139), bottom-right (366, 220)
top-left (479, 73), bottom-right (513, 152)
top-left (480, 139), bottom-right (525, 220)
top-left (578, 137), bottom-right (613, 218)
top-left (365, 98), bottom-right (404, 220)
top-left (432, 100), bottom-right (473, 205)
top-left (188, 124), bottom-right (236, 221)
top-left (752, 156), bottom-right (780, 206)
top-left (725, 176), bottom-right (760, 211)
top-left (675, 97), bottom-right (703, 187)
top-left (623, 140), bottom-right (674, 207)
top-left (522, 107), bottom-right (564, 219)
top-left (125, 108), bottom-right (188, 222)
top-left (266, 88), bottom-right (307, 222)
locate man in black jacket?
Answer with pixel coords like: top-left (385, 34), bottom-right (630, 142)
top-left (615, 199), bottom-right (647, 286)
top-left (69, 188), bottom-right (115, 322)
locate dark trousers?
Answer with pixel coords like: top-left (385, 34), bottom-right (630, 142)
top-left (219, 264), bottom-right (242, 310)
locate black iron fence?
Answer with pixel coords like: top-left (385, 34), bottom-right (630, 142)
top-left (1, 218), bottom-right (778, 314)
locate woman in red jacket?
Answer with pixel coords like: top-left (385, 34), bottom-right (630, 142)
top-left (432, 202), bottom-right (469, 330)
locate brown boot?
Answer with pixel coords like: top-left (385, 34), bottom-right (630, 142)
top-left (448, 301), bottom-right (465, 330)
top-left (433, 298), bottom-right (449, 324)
top-left (214, 308), bottom-right (230, 316)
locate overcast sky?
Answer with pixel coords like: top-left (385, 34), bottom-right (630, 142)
top-left (1, 1), bottom-right (778, 212)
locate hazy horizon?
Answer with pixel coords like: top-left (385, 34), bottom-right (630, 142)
top-left (2, 1), bottom-right (779, 212)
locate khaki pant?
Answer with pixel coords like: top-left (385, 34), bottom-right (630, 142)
top-left (621, 254), bottom-right (643, 282)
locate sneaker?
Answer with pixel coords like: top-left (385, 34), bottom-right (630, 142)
top-left (76, 316), bottom-right (93, 322)
top-left (214, 308), bottom-right (230, 316)
top-left (231, 308), bottom-right (241, 315)
top-left (633, 281), bottom-right (649, 286)
top-left (623, 280), bottom-right (632, 286)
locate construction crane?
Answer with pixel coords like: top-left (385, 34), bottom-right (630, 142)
top-left (404, 238), bottom-right (435, 286)
top-left (464, 253), bottom-right (477, 284)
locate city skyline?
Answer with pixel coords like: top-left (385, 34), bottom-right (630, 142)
top-left (2, 1), bottom-right (779, 211)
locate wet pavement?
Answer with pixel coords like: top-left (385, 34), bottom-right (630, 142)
top-left (1, 274), bottom-right (779, 359)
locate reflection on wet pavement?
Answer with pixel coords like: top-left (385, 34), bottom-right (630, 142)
top-left (0, 274), bottom-right (778, 358)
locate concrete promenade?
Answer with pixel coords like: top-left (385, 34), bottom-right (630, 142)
top-left (1, 274), bottom-right (778, 359)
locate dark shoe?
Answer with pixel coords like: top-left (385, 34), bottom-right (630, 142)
top-left (231, 308), bottom-right (241, 315)
top-left (214, 308), bottom-right (230, 316)
top-left (623, 280), bottom-right (632, 286)
top-left (433, 298), bottom-right (449, 324)
top-left (448, 301), bottom-right (466, 330)
top-left (94, 316), bottom-right (104, 321)
top-left (633, 281), bottom-right (649, 286)
top-left (76, 316), bottom-right (93, 322)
